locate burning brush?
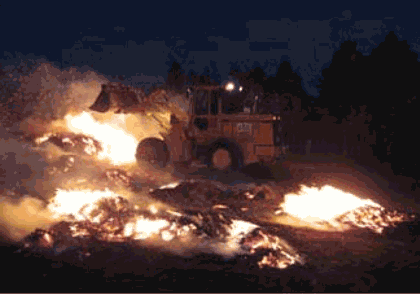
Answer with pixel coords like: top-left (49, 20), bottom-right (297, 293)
top-left (9, 137), bottom-right (418, 275)
top-left (334, 205), bottom-right (417, 234)
top-left (35, 132), bottom-right (103, 157)
top-left (32, 129), bottom-right (140, 192)
top-left (150, 179), bottom-right (279, 214)
top-left (101, 169), bottom-right (136, 190)
top-left (276, 184), bottom-right (417, 234)
top-left (240, 228), bottom-right (306, 269)
top-left (16, 185), bottom-right (307, 270)
top-left (34, 132), bottom-right (103, 175)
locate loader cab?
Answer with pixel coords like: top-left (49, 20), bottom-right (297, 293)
top-left (187, 82), bottom-right (254, 117)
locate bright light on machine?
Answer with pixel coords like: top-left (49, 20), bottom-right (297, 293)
top-left (225, 82), bottom-right (235, 91)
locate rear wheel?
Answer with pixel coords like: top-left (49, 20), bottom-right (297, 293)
top-left (136, 138), bottom-right (169, 168)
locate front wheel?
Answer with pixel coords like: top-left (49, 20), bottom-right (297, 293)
top-left (211, 148), bottom-right (232, 170)
top-left (207, 139), bottom-right (243, 171)
top-left (135, 138), bottom-right (169, 168)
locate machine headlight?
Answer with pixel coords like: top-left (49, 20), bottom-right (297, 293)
top-left (226, 82), bottom-right (235, 91)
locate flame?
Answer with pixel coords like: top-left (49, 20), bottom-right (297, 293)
top-left (281, 185), bottom-right (382, 223)
top-left (158, 182), bottom-right (182, 190)
top-left (123, 218), bottom-right (170, 240)
top-left (221, 220), bottom-right (260, 254)
top-left (48, 189), bottom-right (173, 241)
top-left (64, 111), bottom-right (138, 165)
top-left (48, 189), bottom-right (119, 221)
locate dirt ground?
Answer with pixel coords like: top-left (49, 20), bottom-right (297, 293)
top-left (172, 153), bottom-right (419, 211)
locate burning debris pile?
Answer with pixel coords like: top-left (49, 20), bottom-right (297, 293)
top-left (29, 114), bottom-right (152, 184)
top-left (35, 132), bottom-right (103, 157)
top-left (334, 205), bottom-right (416, 234)
top-left (33, 132), bottom-right (103, 176)
top-left (101, 169), bottom-right (136, 189)
top-left (277, 184), bottom-right (417, 231)
top-left (13, 175), bottom-right (418, 276)
top-left (14, 184), bottom-right (308, 271)
top-left (240, 228), bottom-right (306, 269)
top-left (150, 179), bottom-right (279, 214)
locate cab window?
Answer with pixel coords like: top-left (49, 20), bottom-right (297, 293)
top-left (210, 90), bottom-right (220, 115)
top-left (194, 91), bottom-right (208, 115)
top-left (221, 91), bottom-right (245, 114)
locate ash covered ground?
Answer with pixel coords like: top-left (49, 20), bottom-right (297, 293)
top-left (1, 63), bottom-right (420, 292)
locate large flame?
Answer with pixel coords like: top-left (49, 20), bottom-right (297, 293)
top-left (281, 185), bottom-right (382, 223)
top-left (64, 111), bottom-right (139, 165)
top-left (48, 189), bottom-right (119, 221)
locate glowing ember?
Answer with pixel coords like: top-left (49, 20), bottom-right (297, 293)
top-left (335, 205), bottom-right (416, 234)
top-left (229, 220), bottom-right (259, 241)
top-left (239, 228), bottom-right (306, 269)
top-left (158, 182), bottom-right (182, 190)
top-left (281, 185), bottom-right (382, 223)
top-left (64, 112), bottom-right (138, 165)
top-left (223, 220), bottom-right (260, 252)
top-left (123, 218), bottom-right (170, 240)
top-left (149, 204), bottom-right (158, 214)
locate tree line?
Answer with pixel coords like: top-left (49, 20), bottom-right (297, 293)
top-left (166, 31), bottom-right (420, 184)
top-left (316, 31), bottom-right (420, 182)
top-left (165, 59), bottom-right (311, 115)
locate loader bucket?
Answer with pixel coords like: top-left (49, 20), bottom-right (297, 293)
top-left (89, 84), bottom-right (142, 113)
top-left (89, 85), bottom-right (111, 113)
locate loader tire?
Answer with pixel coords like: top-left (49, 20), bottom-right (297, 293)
top-left (211, 148), bottom-right (232, 170)
top-left (136, 138), bottom-right (169, 169)
top-left (207, 139), bottom-right (243, 171)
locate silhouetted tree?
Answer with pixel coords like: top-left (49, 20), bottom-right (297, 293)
top-left (366, 31), bottom-right (420, 176)
top-left (316, 41), bottom-right (367, 123)
top-left (248, 67), bottom-right (266, 87)
top-left (261, 61), bottom-right (309, 115)
top-left (275, 61), bottom-right (304, 95)
top-left (263, 76), bottom-right (277, 94)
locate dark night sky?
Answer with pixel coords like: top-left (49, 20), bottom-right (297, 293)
top-left (1, 1), bottom-right (419, 96)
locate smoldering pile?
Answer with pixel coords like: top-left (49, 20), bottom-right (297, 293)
top-left (34, 132), bottom-right (102, 174)
top-left (15, 165), bottom-right (418, 273)
top-left (36, 133), bottom-right (103, 157)
top-left (149, 179), bottom-right (282, 215)
top-left (334, 205), bottom-right (417, 234)
top-left (14, 179), bottom-right (306, 272)
top-left (31, 131), bottom-right (141, 191)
